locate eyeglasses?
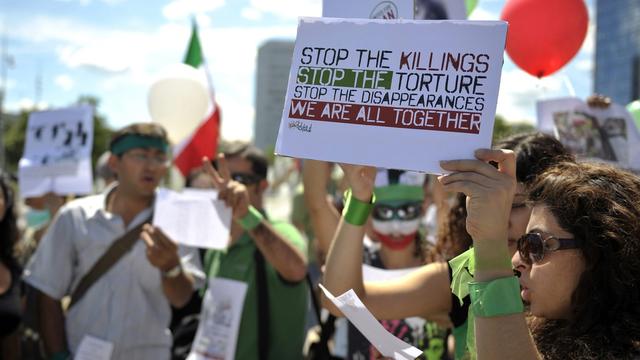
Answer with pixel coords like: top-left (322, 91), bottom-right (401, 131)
top-left (125, 152), bottom-right (170, 167)
top-left (231, 172), bottom-right (263, 186)
top-left (516, 231), bottom-right (583, 264)
top-left (371, 202), bottom-right (422, 221)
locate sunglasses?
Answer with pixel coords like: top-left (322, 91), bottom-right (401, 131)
top-left (231, 172), bottom-right (263, 186)
top-left (371, 202), bottom-right (422, 221)
top-left (516, 231), bottom-right (583, 264)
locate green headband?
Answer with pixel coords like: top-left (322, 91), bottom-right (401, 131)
top-left (374, 185), bottom-right (424, 204)
top-left (110, 134), bottom-right (169, 156)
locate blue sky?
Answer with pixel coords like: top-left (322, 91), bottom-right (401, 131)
top-left (1, 0), bottom-right (595, 141)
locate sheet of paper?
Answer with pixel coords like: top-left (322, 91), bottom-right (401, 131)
top-left (153, 188), bottom-right (233, 249)
top-left (18, 106), bottom-right (94, 197)
top-left (362, 264), bottom-right (421, 282)
top-left (275, 18), bottom-right (507, 174)
top-left (75, 335), bottom-right (114, 360)
top-left (188, 278), bottom-right (249, 360)
top-left (319, 284), bottom-right (423, 359)
top-left (537, 97), bottom-right (640, 170)
top-left (323, 0), bottom-right (415, 20)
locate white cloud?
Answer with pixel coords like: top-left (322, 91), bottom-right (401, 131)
top-left (468, 7), bottom-right (498, 21)
top-left (241, 7), bottom-right (263, 21)
top-left (162, 0), bottom-right (225, 21)
top-left (580, 22), bottom-right (596, 56)
top-left (55, 74), bottom-right (75, 90)
top-left (54, 0), bottom-right (127, 5)
top-left (575, 58), bottom-right (593, 72)
top-left (246, 0), bottom-right (321, 19)
top-left (496, 69), bottom-right (566, 122)
top-left (5, 97), bottom-right (49, 112)
top-left (0, 78), bottom-right (16, 90)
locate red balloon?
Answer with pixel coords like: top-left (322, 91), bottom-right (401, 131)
top-left (501, 0), bottom-right (588, 78)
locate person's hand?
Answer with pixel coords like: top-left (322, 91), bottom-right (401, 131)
top-left (338, 164), bottom-right (377, 202)
top-left (141, 224), bottom-right (181, 272)
top-left (202, 155), bottom-right (250, 219)
top-left (586, 94), bottom-right (612, 109)
top-left (438, 149), bottom-right (516, 245)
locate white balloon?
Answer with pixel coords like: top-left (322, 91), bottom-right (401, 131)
top-left (147, 64), bottom-right (210, 144)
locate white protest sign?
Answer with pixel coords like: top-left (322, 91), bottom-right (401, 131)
top-left (537, 97), bottom-right (640, 170)
top-left (319, 284), bottom-right (423, 359)
top-left (153, 188), bottom-right (233, 250)
top-left (323, 0), bottom-right (415, 20)
top-left (18, 106), bottom-right (94, 197)
top-left (415, 0), bottom-right (467, 20)
top-left (275, 18), bottom-right (507, 174)
top-left (362, 264), bottom-right (421, 282)
top-left (188, 278), bottom-right (248, 360)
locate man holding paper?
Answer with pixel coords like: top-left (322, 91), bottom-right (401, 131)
top-left (24, 123), bottom-right (203, 360)
top-left (198, 142), bottom-right (308, 360)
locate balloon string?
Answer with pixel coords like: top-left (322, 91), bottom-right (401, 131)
top-left (561, 73), bottom-right (577, 97)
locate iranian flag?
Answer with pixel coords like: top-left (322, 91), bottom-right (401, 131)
top-left (174, 21), bottom-right (221, 177)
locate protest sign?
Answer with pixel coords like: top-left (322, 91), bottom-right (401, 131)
top-left (537, 97), bottom-right (640, 171)
top-left (18, 106), bottom-right (94, 197)
top-left (323, 0), bottom-right (415, 20)
top-left (414, 0), bottom-right (467, 20)
top-left (275, 18), bottom-right (507, 174)
top-left (153, 188), bottom-right (232, 250)
top-left (319, 284), bottom-right (423, 360)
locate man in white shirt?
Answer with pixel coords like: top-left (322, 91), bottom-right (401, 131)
top-left (24, 123), bottom-right (202, 360)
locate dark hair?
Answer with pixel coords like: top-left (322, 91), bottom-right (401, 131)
top-left (527, 161), bottom-right (640, 359)
top-left (220, 141), bottom-right (268, 179)
top-left (109, 123), bottom-right (169, 152)
top-left (0, 171), bottom-right (20, 272)
top-left (431, 132), bottom-right (573, 261)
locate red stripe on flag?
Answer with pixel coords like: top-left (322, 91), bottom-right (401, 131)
top-left (174, 105), bottom-right (221, 176)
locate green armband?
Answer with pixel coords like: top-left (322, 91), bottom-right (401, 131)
top-left (237, 206), bottom-right (264, 231)
top-left (342, 189), bottom-right (375, 226)
top-left (49, 351), bottom-right (71, 360)
top-left (469, 276), bottom-right (524, 318)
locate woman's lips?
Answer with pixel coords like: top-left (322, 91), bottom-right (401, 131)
top-left (521, 286), bottom-right (530, 302)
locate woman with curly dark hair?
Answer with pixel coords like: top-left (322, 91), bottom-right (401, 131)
top-left (0, 171), bottom-right (22, 359)
top-left (442, 155), bottom-right (640, 359)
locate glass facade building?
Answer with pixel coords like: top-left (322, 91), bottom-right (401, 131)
top-left (594, 0), bottom-right (640, 104)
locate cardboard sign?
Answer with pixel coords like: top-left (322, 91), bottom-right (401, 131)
top-left (275, 18), bottom-right (507, 174)
top-left (537, 97), bottom-right (640, 170)
top-left (323, 0), bottom-right (415, 20)
top-left (18, 106), bottom-right (94, 197)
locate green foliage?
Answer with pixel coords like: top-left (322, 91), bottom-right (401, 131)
top-left (492, 115), bottom-right (535, 143)
top-left (2, 95), bottom-right (114, 175)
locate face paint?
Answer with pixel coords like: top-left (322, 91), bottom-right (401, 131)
top-left (372, 218), bottom-right (420, 250)
top-left (25, 208), bottom-right (51, 230)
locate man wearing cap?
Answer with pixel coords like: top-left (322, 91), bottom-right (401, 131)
top-left (24, 123), bottom-right (203, 360)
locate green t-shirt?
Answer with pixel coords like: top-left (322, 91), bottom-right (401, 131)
top-left (204, 220), bottom-right (308, 360)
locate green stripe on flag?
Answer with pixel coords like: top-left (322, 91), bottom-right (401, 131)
top-left (184, 20), bottom-right (203, 68)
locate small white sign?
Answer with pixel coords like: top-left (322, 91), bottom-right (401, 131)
top-left (537, 97), bottom-right (640, 170)
top-left (188, 278), bottom-right (249, 360)
top-left (75, 335), bottom-right (114, 360)
top-left (153, 188), bottom-right (233, 250)
top-left (362, 264), bottom-right (421, 282)
top-left (319, 284), bottom-right (423, 360)
top-left (323, 0), bottom-right (415, 20)
top-left (18, 106), bottom-right (94, 197)
top-left (275, 18), bottom-right (507, 174)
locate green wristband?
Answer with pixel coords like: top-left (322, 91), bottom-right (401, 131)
top-left (342, 189), bottom-right (375, 226)
top-left (49, 351), bottom-right (71, 360)
top-left (469, 276), bottom-right (524, 318)
top-left (237, 206), bottom-right (264, 231)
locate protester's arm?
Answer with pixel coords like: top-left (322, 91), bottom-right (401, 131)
top-left (302, 160), bottom-right (341, 262)
top-left (323, 164), bottom-right (452, 321)
top-left (38, 292), bottom-right (68, 356)
top-left (203, 156), bottom-right (307, 283)
top-left (440, 149), bottom-right (540, 360)
top-left (141, 225), bottom-right (195, 308)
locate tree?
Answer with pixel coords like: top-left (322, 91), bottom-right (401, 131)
top-left (492, 115), bottom-right (535, 143)
top-left (2, 95), bottom-right (114, 175)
